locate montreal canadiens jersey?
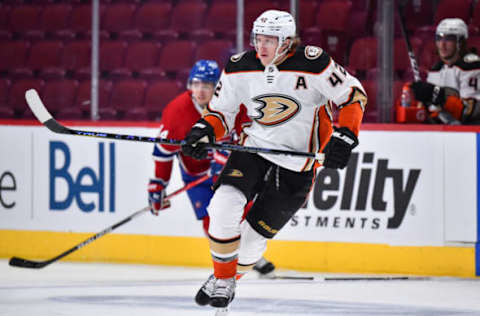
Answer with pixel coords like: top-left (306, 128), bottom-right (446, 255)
top-left (152, 91), bottom-right (211, 185)
top-left (205, 46), bottom-right (366, 172)
top-left (427, 53), bottom-right (480, 100)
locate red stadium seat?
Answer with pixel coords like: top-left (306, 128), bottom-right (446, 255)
top-left (111, 42), bottom-right (163, 80)
top-left (0, 41), bottom-right (30, 74)
top-left (0, 79), bottom-right (13, 118)
top-left (316, 1), bottom-right (352, 32)
top-left (469, 36), bottom-right (480, 52)
top-left (42, 80), bottom-right (79, 116)
top-left (195, 40), bottom-right (233, 69)
top-left (145, 80), bottom-right (183, 119)
top-left (8, 79), bottom-right (45, 118)
top-left (28, 41), bottom-right (65, 79)
top-left (133, 2), bottom-right (172, 37)
top-left (204, 2), bottom-right (236, 39)
top-left (100, 41), bottom-right (127, 76)
top-left (298, 0), bottom-right (318, 31)
top-left (471, 2), bottom-right (480, 29)
top-left (158, 40), bottom-right (196, 74)
top-left (393, 37), bottom-right (422, 76)
top-left (170, 2), bottom-right (207, 35)
top-left (9, 5), bottom-right (41, 36)
top-left (110, 80), bottom-right (147, 115)
top-left (402, 0), bottom-right (435, 31)
top-left (62, 41), bottom-right (91, 78)
top-left (348, 37), bottom-right (377, 79)
top-left (434, 0), bottom-right (472, 25)
top-left (102, 4), bottom-right (136, 38)
top-left (27, 4), bottom-right (72, 39)
top-left (320, 31), bottom-right (350, 65)
top-left (68, 4), bottom-right (106, 38)
top-left (75, 80), bottom-right (113, 119)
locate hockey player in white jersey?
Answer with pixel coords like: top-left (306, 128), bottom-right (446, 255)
top-left (182, 10), bottom-right (367, 311)
top-left (410, 18), bottom-right (480, 124)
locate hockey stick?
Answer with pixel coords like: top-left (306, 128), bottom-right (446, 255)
top-left (397, 0), bottom-right (460, 125)
top-left (8, 174), bottom-right (210, 269)
top-left (25, 89), bottom-right (325, 162)
top-left (274, 276), bottom-right (427, 281)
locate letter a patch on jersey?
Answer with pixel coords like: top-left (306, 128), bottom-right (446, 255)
top-left (295, 76), bottom-right (307, 90)
top-left (252, 94), bottom-right (301, 126)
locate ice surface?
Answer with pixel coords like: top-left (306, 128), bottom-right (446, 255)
top-left (1, 260), bottom-right (480, 316)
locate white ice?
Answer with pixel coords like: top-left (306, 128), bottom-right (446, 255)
top-left (1, 259), bottom-right (480, 316)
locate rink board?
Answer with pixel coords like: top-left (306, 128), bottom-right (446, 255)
top-left (0, 121), bottom-right (479, 276)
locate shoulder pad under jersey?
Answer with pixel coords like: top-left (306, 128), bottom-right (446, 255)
top-left (224, 50), bottom-right (263, 74)
top-left (277, 45), bottom-right (331, 74)
top-left (456, 53), bottom-right (480, 70)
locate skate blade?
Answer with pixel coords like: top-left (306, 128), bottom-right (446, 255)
top-left (215, 307), bottom-right (229, 316)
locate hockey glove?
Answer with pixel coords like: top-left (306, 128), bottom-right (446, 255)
top-left (410, 81), bottom-right (446, 106)
top-left (323, 126), bottom-right (359, 169)
top-left (148, 179), bottom-right (171, 215)
top-left (182, 118), bottom-right (215, 160)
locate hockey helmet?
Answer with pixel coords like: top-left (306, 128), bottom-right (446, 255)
top-left (250, 10), bottom-right (296, 51)
top-left (436, 18), bottom-right (468, 41)
top-left (188, 60), bottom-right (220, 85)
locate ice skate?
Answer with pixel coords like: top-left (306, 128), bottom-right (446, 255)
top-left (253, 257), bottom-right (276, 278)
top-left (209, 276), bottom-right (236, 308)
top-left (195, 274), bottom-right (216, 306)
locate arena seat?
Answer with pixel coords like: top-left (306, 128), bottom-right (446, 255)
top-left (17, 40), bottom-right (64, 79)
top-left (393, 37), bottom-right (422, 77)
top-left (195, 40), bottom-right (233, 69)
top-left (75, 80), bottom-right (113, 119)
top-left (434, 0), bottom-right (472, 25)
top-left (8, 5), bottom-right (41, 38)
top-left (348, 37), bottom-right (377, 79)
top-left (203, 2), bottom-right (236, 39)
top-left (102, 3), bottom-right (136, 39)
top-left (169, 2), bottom-right (207, 35)
top-left (62, 40), bottom-right (91, 79)
top-left (42, 80), bottom-right (79, 118)
top-left (8, 79), bottom-right (45, 118)
top-left (27, 4), bottom-right (72, 40)
top-left (111, 42), bottom-right (163, 80)
top-left (133, 2), bottom-right (172, 38)
top-left (99, 41), bottom-right (127, 77)
top-left (110, 80), bottom-right (147, 118)
top-left (0, 41), bottom-right (30, 76)
top-left (316, 1), bottom-right (352, 32)
top-left (0, 79), bottom-right (13, 119)
top-left (158, 40), bottom-right (196, 75)
top-left (144, 80), bottom-right (183, 120)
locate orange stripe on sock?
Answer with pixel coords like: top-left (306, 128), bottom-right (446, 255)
top-left (213, 258), bottom-right (238, 279)
top-left (204, 115), bottom-right (227, 140)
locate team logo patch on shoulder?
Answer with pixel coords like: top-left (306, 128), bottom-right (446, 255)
top-left (464, 53), bottom-right (480, 63)
top-left (252, 94), bottom-right (301, 126)
top-left (305, 46), bottom-right (323, 60)
top-left (230, 51), bottom-right (247, 62)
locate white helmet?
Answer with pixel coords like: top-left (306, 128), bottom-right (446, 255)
top-left (251, 10), bottom-right (296, 61)
top-left (436, 18), bottom-right (468, 40)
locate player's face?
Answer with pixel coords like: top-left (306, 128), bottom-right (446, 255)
top-left (254, 34), bottom-right (279, 66)
top-left (191, 80), bottom-right (215, 107)
top-left (435, 34), bottom-right (459, 63)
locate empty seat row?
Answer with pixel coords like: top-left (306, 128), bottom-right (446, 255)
top-left (0, 39), bottom-right (234, 80)
top-left (0, 79), bottom-right (185, 121)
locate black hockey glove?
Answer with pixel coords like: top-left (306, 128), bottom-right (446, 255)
top-left (323, 126), bottom-right (359, 169)
top-left (410, 81), bottom-right (446, 106)
top-left (182, 118), bottom-right (215, 160)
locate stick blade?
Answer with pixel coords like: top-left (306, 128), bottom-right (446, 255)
top-left (9, 256), bottom-right (46, 269)
top-left (25, 89), bottom-right (53, 124)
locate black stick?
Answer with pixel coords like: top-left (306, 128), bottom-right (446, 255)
top-left (25, 89), bottom-right (324, 161)
top-left (8, 175), bottom-right (210, 269)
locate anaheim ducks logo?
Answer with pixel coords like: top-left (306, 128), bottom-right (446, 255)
top-left (252, 94), bottom-right (301, 126)
top-left (225, 169), bottom-right (243, 177)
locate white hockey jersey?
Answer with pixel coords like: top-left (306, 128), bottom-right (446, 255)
top-left (427, 53), bottom-right (480, 100)
top-left (204, 46), bottom-right (366, 172)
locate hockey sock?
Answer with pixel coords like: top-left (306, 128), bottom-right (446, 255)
top-left (213, 258), bottom-right (238, 279)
